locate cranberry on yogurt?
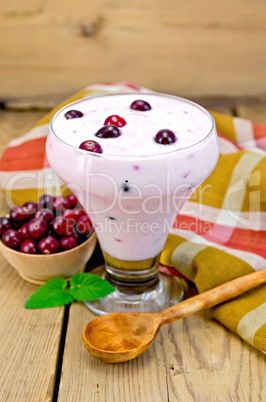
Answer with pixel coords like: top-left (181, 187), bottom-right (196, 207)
top-left (104, 115), bottom-right (126, 128)
top-left (154, 129), bottom-right (177, 145)
top-left (79, 140), bottom-right (102, 153)
top-left (130, 99), bottom-right (151, 111)
top-left (65, 110), bottom-right (83, 119)
top-left (95, 125), bottom-right (121, 139)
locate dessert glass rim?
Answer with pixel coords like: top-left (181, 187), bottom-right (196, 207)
top-left (49, 92), bottom-right (216, 160)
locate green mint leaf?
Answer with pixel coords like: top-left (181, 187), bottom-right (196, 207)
top-left (69, 272), bottom-right (115, 301)
top-left (25, 278), bottom-right (73, 309)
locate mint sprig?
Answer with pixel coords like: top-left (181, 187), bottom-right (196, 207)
top-left (25, 278), bottom-right (73, 309)
top-left (25, 272), bottom-right (115, 309)
top-left (69, 272), bottom-right (115, 301)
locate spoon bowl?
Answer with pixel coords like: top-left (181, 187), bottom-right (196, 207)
top-left (82, 312), bottom-right (161, 363)
top-left (83, 268), bottom-right (266, 363)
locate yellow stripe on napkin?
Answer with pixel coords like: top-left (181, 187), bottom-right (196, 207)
top-left (160, 235), bottom-right (266, 352)
top-left (210, 111), bottom-right (236, 143)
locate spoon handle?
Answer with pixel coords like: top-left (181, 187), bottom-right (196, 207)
top-left (159, 267), bottom-right (266, 326)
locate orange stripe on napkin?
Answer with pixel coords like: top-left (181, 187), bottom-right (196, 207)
top-left (253, 123), bottom-right (266, 151)
top-left (173, 215), bottom-right (266, 258)
top-left (0, 137), bottom-right (46, 171)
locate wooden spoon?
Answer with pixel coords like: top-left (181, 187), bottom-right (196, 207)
top-left (82, 268), bottom-right (266, 363)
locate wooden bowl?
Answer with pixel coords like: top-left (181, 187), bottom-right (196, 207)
top-left (0, 231), bottom-right (97, 284)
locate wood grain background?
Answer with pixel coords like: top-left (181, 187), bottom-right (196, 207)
top-left (0, 2), bottom-right (266, 399)
top-left (1, 107), bottom-right (266, 401)
top-left (1, 0), bottom-right (266, 107)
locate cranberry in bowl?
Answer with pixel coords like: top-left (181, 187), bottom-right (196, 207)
top-left (0, 195), bottom-right (97, 284)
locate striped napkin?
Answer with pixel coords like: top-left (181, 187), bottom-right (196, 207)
top-left (0, 82), bottom-right (265, 352)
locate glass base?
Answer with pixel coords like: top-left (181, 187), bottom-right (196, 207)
top-left (84, 265), bottom-right (185, 315)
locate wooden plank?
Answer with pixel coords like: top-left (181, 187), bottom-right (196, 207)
top-left (58, 303), bottom-right (169, 402)
top-left (207, 107), bottom-right (232, 116)
top-left (0, 254), bottom-right (64, 401)
top-left (0, 110), bottom-right (64, 401)
top-left (1, 1), bottom-right (266, 106)
top-left (60, 303), bottom-right (266, 401)
top-left (236, 106), bottom-right (266, 125)
top-left (163, 312), bottom-right (266, 400)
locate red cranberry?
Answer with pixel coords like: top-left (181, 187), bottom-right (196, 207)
top-left (62, 196), bottom-right (72, 209)
top-left (52, 196), bottom-right (65, 213)
top-left (23, 201), bottom-right (37, 219)
top-left (0, 217), bottom-right (13, 237)
top-left (79, 140), bottom-right (102, 153)
top-left (11, 221), bottom-right (20, 230)
top-left (38, 235), bottom-right (59, 254)
top-left (2, 229), bottom-right (22, 249)
top-left (10, 206), bottom-right (29, 223)
top-left (18, 223), bottom-right (30, 240)
top-left (73, 209), bottom-right (87, 220)
top-left (154, 129), bottom-right (177, 145)
top-left (27, 218), bottom-right (48, 239)
top-left (38, 194), bottom-right (53, 209)
top-left (62, 209), bottom-right (76, 221)
top-left (20, 239), bottom-right (37, 254)
top-left (67, 194), bottom-right (78, 208)
top-left (95, 125), bottom-right (121, 139)
top-left (59, 236), bottom-right (77, 251)
top-left (104, 115), bottom-right (126, 128)
top-left (76, 215), bottom-right (93, 235)
top-left (64, 110), bottom-right (83, 119)
top-left (51, 216), bottom-right (73, 237)
top-left (71, 228), bottom-right (79, 241)
top-left (35, 208), bottom-right (54, 223)
top-left (130, 100), bottom-right (151, 111)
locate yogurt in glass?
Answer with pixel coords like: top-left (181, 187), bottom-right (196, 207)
top-left (47, 92), bottom-right (219, 314)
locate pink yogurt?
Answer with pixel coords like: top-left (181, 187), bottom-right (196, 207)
top-left (47, 93), bottom-right (219, 261)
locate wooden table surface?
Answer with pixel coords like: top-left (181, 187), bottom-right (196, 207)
top-left (0, 104), bottom-right (266, 402)
top-left (2, 0), bottom-right (266, 106)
